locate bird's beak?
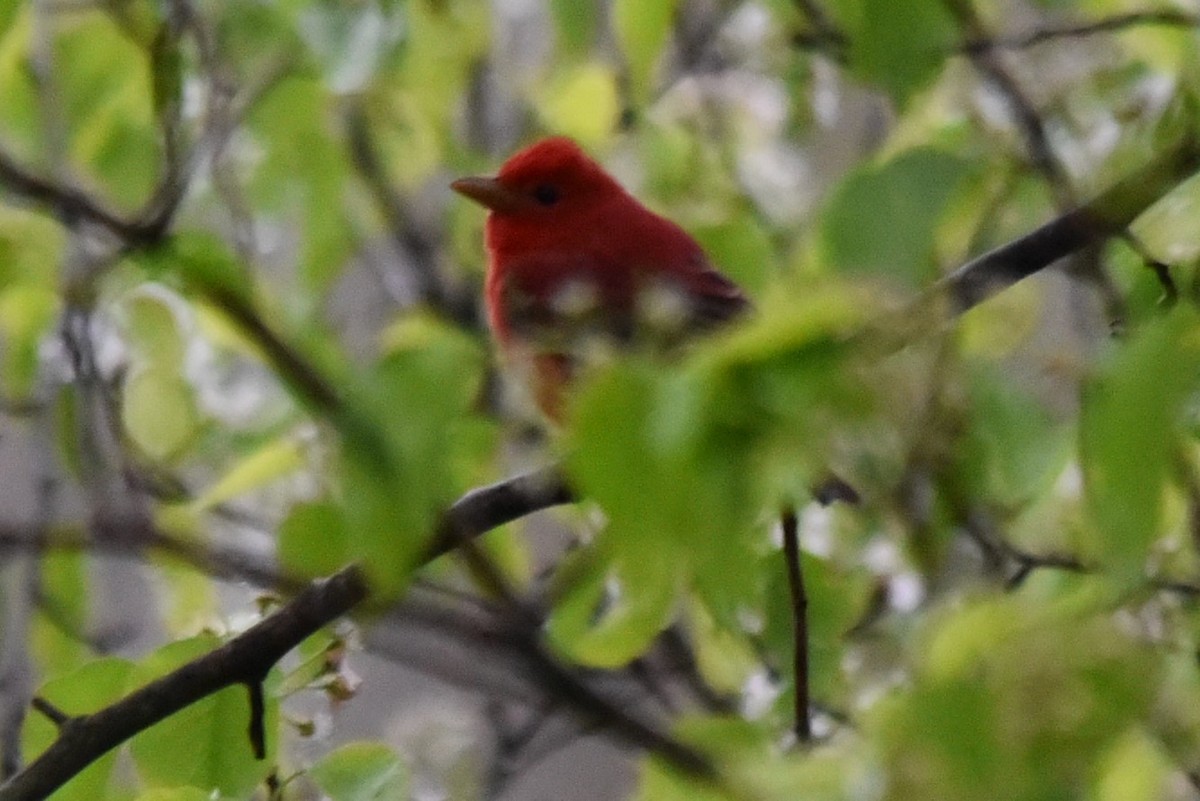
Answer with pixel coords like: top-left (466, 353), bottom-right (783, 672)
top-left (450, 176), bottom-right (528, 213)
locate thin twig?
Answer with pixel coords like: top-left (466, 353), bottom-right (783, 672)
top-left (790, 0), bottom-right (848, 59)
top-left (780, 508), bottom-right (811, 743)
top-left (965, 10), bottom-right (1200, 52)
top-left (440, 515), bottom-right (719, 782)
top-left (0, 567), bottom-right (370, 801)
top-left (344, 106), bottom-right (481, 328)
top-left (29, 698), bottom-right (69, 729)
top-left (947, 0), bottom-right (1073, 205)
top-left (929, 130), bottom-right (1200, 317)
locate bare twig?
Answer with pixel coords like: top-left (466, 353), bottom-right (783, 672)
top-left (780, 509), bottom-right (811, 743)
top-left (426, 465), bottom-right (574, 561)
top-left (440, 513), bottom-right (719, 782)
top-left (946, 0), bottom-right (1133, 322)
top-left (929, 130), bottom-right (1200, 317)
top-left (29, 698), bottom-right (70, 729)
top-left (790, 0), bottom-right (848, 59)
top-left (0, 148), bottom-right (155, 241)
top-left (965, 10), bottom-right (1200, 52)
top-left (344, 106), bottom-right (480, 328)
top-left (947, 0), bottom-right (1073, 205)
top-left (0, 566), bottom-right (370, 801)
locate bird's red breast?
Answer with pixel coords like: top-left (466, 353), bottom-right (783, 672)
top-left (453, 137), bottom-right (748, 419)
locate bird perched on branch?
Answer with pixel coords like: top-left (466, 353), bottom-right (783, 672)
top-left (452, 136), bottom-right (749, 420)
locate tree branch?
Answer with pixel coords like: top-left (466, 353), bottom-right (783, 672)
top-left (0, 566), bottom-right (369, 801)
top-left (934, 130), bottom-right (1200, 316)
top-left (947, 0), bottom-right (1075, 207)
top-left (0, 147), bottom-right (155, 242)
top-left (780, 509), bottom-right (811, 744)
top-left (426, 464), bottom-right (575, 561)
top-left (964, 10), bottom-right (1200, 52)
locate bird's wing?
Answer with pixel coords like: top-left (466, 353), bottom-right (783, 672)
top-left (681, 259), bottom-right (752, 331)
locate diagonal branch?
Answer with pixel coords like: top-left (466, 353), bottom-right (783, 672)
top-left (0, 147), bottom-right (155, 241)
top-left (964, 10), bottom-right (1200, 52)
top-left (0, 566), bottom-right (369, 801)
top-left (946, 0), bottom-right (1074, 206)
top-left (426, 465), bottom-right (574, 561)
top-left (933, 130), bottom-right (1200, 316)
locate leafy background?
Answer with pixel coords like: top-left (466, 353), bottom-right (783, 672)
top-left (2, 0), bottom-right (1200, 799)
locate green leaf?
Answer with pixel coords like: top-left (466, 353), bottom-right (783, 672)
top-left (395, 0), bottom-right (491, 134)
top-left (547, 552), bottom-right (681, 667)
top-left (881, 592), bottom-right (1158, 800)
top-left (129, 635), bottom-right (276, 796)
top-left (149, 22), bottom-right (183, 123)
top-left (820, 148), bottom-right (969, 286)
top-left (22, 658), bottom-right (136, 801)
top-left (566, 358), bottom-right (764, 641)
top-left (639, 713), bottom-right (871, 799)
top-left (151, 231), bottom-right (253, 305)
top-left (32, 551), bottom-right (90, 674)
top-left (122, 289), bottom-right (186, 367)
top-left (612, 0), bottom-right (677, 104)
top-left (309, 741), bottom-right (408, 801)
top-left (247, 76), bottom-right (352, 290)
top-left (279, 500), bottom-right (351, 579)
top-left (0, 7), bottom-right (41, 148)
top-left (957, 366), bottom-right (1072, 507)
top-left (188, 435), bottom-right (306, 512)
top-left (54, 10), bottom-right (159, 207)
top-left (154, 558), bottom-right (218, 638)
top-left (1131, 171), bottom-right (1200, 264)
top-left (830, 0), bottom-right (956, 106)
top-left (1080, 308), bottom-right (1200, 575)
top-left (686, 601), bottom-right (760, 695)
top-left (0, 283), bottom-right (59, 397)
top-left (536, 62), bottom-right (621, 147)
top-left (121, 366), bottom-right (199, 463)
top-left (0, 0), bottom-right (20, 39)
top-left (956, 278), bottom-right (1043, 359)
top-left (0, 206), bottom-right (66, 290)
top-left (550, 0), bottom-right (599, 56)
top-left (1094, 730), bottom-right (1172, 801)
top-left (342, 315), bottom-right (490, 595)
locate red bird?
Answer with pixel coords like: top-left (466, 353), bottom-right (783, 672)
top-left (452, 137), bottom-right (748, 419)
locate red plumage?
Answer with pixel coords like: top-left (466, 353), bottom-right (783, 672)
top-left (453, 137), bottom-right (748, 418)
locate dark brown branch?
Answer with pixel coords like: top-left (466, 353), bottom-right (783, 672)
top-left (964, 10), bottom-right (1200, 52)
top-left (0, 566), bottom-right (369, 801)
top-left (195, 283), bottom-right (344, 418)
top-left (0, 147), bottom-right (155, 242)
top-left (790, 0), bottom-right (848, 59)
top-left (933, 130), bottom-right (1200, 316)
top-left (947, 0), bottom-right (1074, 207)
top-left (426, 465), bottom-right (575, 561)
top-left (439, 509), bottom-right (718, 781)
top-left (28, 698), bottom-right (69, 729)
top-left (0, 460), bottom-right (718, 793)
top-left (780, 509), bottom-right (811, 743)
top-left (1005, 548), bottom-right (1089, 590)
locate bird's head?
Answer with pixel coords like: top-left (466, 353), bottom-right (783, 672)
top-left (452, 137), bottom-right (626, 252)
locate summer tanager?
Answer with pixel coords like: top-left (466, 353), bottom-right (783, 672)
top-left (452, 136), bottom-right (748, 419)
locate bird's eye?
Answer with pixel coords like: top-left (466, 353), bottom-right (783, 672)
top-left (533, 184), bottom-right (560, 206)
